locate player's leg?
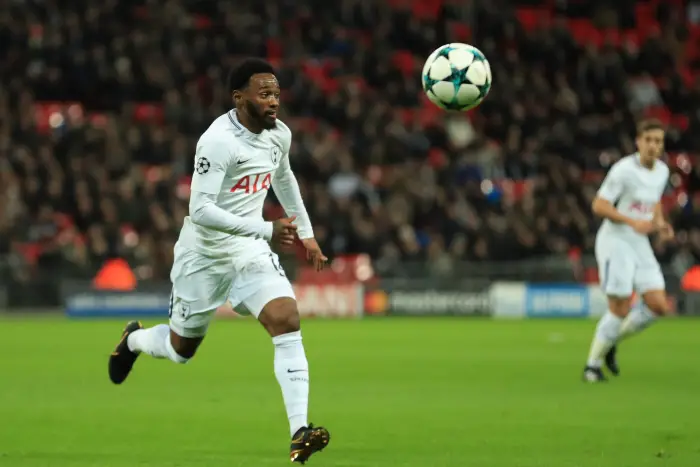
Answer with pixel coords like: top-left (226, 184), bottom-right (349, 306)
top-left (617, 300), bottom-right (658, 341)
top-left (108, 246), bottom-right (231, 384)
top-left (619, 263), bottom-right (669, 341)
top-left (233, 252), bottom-right (329, 463)
top-left (603, 256), bottom-right (669, 375)
top-left (584, 242), bottom-right (635, 382)
top-left (108, 295), bottom-right (215, 384)
top-left (258, 298), bottom-right (330, 463)
top-left (128, 295), bottom-right (210, 359)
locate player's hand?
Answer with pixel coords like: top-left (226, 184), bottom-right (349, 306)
top-left (301, 238), bottom-right (328, 271)
top-left (272, 216), bottom-right (298, 247)
top-left (629, 219), bottom-right (655, 235)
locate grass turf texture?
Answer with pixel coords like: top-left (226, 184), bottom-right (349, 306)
top-left (1, 317), bottom-right (699, 467)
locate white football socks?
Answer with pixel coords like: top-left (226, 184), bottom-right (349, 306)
top-left (273, 331), bottom-right (309, 437)
top-left (127, 324), bottom-right (189, 364)
top-left (586, 311), bottom-right (623, 368)
top-left (619, 305), bottom-right (656, 341)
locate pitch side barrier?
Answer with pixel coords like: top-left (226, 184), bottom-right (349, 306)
top-left (60, 281), bottom-right (681, 319)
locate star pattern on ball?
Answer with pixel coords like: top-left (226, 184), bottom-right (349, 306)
top-left (196, 156), bottom-right (210, 174)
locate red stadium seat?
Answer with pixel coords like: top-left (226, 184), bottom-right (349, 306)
top-left (515, 8), bottom-right (551, 32)
top-left (397, 108), bottom-right (416, 126)
top-left (671, 114), bottom-right (690, 131)
top-left (622, 30), bottom-right (641, 48)
top-left (635, 4), bottom-right (659, 39)
top-left (644, 106), bottom-right (672, 125)
top-left (133, 103), bottom-right (164, 123)
top-left (600, 28), bottom-right (622, 47)
top-left (193, 15), bottom-right (212, 29)
top-left (15, 243), bottom-right (42, 265)
top-left (428, 148), bottom-right (447, 168)
top-left (412, 0), bottom-right (442, 20)
top-left (266, 38), bottom-right (283, 61)
top-left (391, 51), bottom-right (415, 77)
top-left (567, 19), bottom-right (603, 48)
top-left (321, 78), bottom-right (340, 95)
top-left (418, 103), bottom-right (442, 127)
top-left (34, 101), bottom-right (82, 133)
top-left (448, 22), bottom-right (472, 42)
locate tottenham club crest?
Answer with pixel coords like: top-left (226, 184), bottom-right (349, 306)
top-left (180, 302), bottom-right (190, 319)
top-left (196, 156), bottom-right (210, 174)
top-left (271, 146), bottom-right (280, 164)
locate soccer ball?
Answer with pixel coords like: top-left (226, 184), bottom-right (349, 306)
top-left (421, 43), bottom-right (492, 111)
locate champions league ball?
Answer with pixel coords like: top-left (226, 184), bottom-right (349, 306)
top-left (421, 43), bottom-right (492, 111)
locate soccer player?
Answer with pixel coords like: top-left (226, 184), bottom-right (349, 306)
top-left (108, 59), bottom-right (331, 463)
top-left (583, 118), bottom-right (674, 382)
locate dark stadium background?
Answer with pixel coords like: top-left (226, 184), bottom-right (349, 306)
top-left (0, 0), bottom-right (700, 307)
top-left (2, 1), bottom-right (700, 467)
top-left (2, 0), bottom-right (700, 310)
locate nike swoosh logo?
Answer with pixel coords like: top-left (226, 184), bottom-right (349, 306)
top-left (287, 369), bottom-right (307, 373)
top-left (237, 159), bottom-right (251, 165)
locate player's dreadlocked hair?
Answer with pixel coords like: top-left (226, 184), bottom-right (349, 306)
top-left (227, 58), bottom-right (276, 93)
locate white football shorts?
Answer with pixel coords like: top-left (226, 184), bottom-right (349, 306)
top-left (595, 234), bottom-right (665, 298)
top-left (168, 244), bottom-right (295, 338)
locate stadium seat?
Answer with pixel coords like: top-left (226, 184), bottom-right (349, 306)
top-left (391, 51), bottom-right (415, 77)
top-left (567, 19), bottom-right (603, 48)
top-left (448, 22), bottom-right (471, 42)
top-left (266, 38), bottom-right (283, 61)
top-left (643, 106), bottom-right (672, 126)
top-left (412, 0), bottom-right (442, 20)
top-left (193, 15), bottom-right (212, 29)
top-left (133, 103), bottom-right (164, 123)
top-left (515, 8), bottom-right (551, 32)
top-left (671, 114), bottom-right (690, 131)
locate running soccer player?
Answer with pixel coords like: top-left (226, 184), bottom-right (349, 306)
top-left (108, 58), bottom-right (331, 463)
top-left (583, 118), bottom-right (674, 382)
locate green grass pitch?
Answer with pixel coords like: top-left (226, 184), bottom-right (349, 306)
top-left (1, 316), bottom-right (699, 467)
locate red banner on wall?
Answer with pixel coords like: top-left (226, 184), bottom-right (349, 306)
top-left (217, 283), bottom-right (364, 319)
top-left (294, 283), bottom-right (364, 318)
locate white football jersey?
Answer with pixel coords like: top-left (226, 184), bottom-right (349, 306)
top-left (177, 110), bottom-right (313, 259)
top-left (596, 153), bottom-right (669, 243)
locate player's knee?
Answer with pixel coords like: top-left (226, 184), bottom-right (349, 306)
top-left (642, 292), bottom-right (670, 316)
top-left (607, 296), bottom-right (632, 318)
top-left (168, 332), bottom-right (203, 361)
top-left (259, 297), bottom-right (301, 337)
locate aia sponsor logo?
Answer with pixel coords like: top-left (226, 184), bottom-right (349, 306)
top-left (231, 173), bottom-right (272, 193)
top-left (629, 201), bottom-right (654, 214)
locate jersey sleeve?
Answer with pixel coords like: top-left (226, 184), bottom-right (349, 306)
top-left (660, 166), bottom-right (671, 197)
top-left (190, 137), bottom-right (232, 195)
top-left (273, 151), bottom-right (314, 240)
top-left (597, 163), bottom-right (626, 203)
top-left (189, 191), bottom-right (273, 240)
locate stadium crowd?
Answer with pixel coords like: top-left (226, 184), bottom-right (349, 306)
top-left (2, 0), bottom-right (700, 302)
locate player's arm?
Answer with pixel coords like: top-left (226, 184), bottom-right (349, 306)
top-left (189, 139), bottom-right (273, 240)
top-left (653, 204), bottom-right (674, 241)
top-left (652, 203), bottom-right (666, 228)
top-left (272, 150), bottom-right (327, 270)
top-left (592, 164), bottom-right (654, 234)
top-left (272, 152), bottom-right (314, 240)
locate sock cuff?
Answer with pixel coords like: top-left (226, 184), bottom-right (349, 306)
top-left (605, 310), bottom-right (624, 323)
top-left (272, 330), bottom-right (302, 347)
top-left (638, 305), bottom-right (657, 319)
top-left (165, 333), bottom-right (190, 364)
